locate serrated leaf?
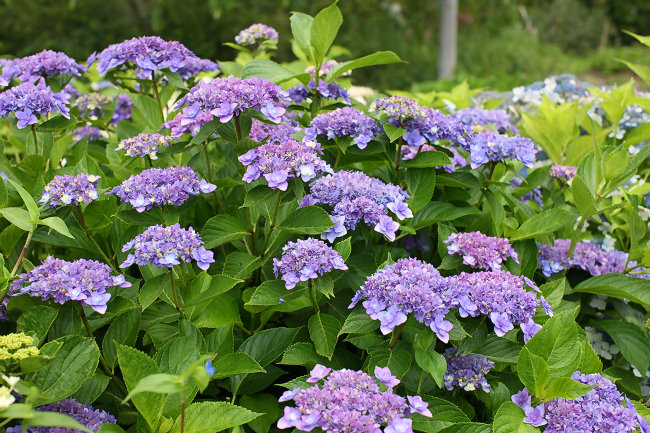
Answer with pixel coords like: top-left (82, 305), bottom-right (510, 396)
top-left (412, 396), bottom-right (470, 433)
top-left (310, 3), bottom-right (343, 65)
top-left (276, 206), bottom-right (334, 234)
top-left (571, 274), bottom-right (650, 309)
top-left (201, 215), bottom-right (248, 249)
top-left (492, 402), bottom-right (540, 433)
top-left (512, 208), bottom-right (578, 240)
top-left (339, 308), bottom-right (379, 336)
top-left (169, 402), bottom-right (261, 433)
top-left (308, 312), bottom-right (341, 359)
top-left (414, 348), bottom-right (446, 388)
top-left (596, 320), bottom-right (650, 375)
top-left (517, 347), bottom-right (550, 397)
top-left (383, 123), bottom-right (406, 142)
top-left (326, 51), bottom-right (402, 82)
top-left (16, 305), bottom-right (58, 345)
top-left (210, 353), bottom-right (265, 379)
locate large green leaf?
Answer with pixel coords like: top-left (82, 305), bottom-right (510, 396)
top-left (201, 215), bottom-right (248, 249)
top-left (437, 423), bottom-right (491, 433)
top-left (310, 3), bottom-right (343, 65)
top-left (367, 347), bottom-right (412, 379)
top-left (596, 320), bottom-right (650, 375)
top-left (102, 308), bottom-right (141, 369)
top-left (326, 51), bottom-right (402, 82)
top-left (511, 208), bottom-right (578, 240)
top-left (492, 402), bottom-right (540, 433)
top-left (210, 353), bottom-right (265, 379)
top-left (571, 274), bottom-right (650, 309)
top-left (290, 12), bottom-right (314, 62)
top-left (412, 397), bottom-right (470, 433)
top-left (276, 206), bottom-right (334, 234)
top-left (414, 348), bottom-right (446, 388)
top-left (407, 168), bottom-right (436, 212)
top-left (16, 305), bottom-right (58, 345)
top-left (308, 312), bottom-right (341, 359)
top-left (240, 59), bottom-right (309, 84)
top-left (170, 402), bottom-right (260, 433)
top-left (517, 347), bottom-right (550, 397)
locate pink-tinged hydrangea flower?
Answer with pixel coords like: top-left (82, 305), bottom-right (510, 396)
top-left (549, 164), bottom-right (577, 182)
top-left (120, 224), bottom-right (214, 270)
top-left (10, 257), bottom-right (131, 314)
top-left (305, 107), bottom-right (382, 149)
top-left (287, 79), bottom-right (351, 105)
top-left (40, 173), bottom-right (100, 207)
top-left (273, 238), bottom-right (347, 289)
top-left (249, 118), bottom-right (300, 143)
top-left (93, 36), bottom-right (195, 76)
top-left (443, 348), bottom-right (494, 392)
top-left (464, 130), bottom-right (537, 169)
top-left (401, 145), bottom-right (467, 173)
top-left (444, 231), bottom-right (519, 270)
top-left (537, 239), bottom-right (633, 277)
top-left (453, 108), bottom-right (518, 134)
top-left (116, 133), bottom-right (172, 159)
top-left (239, 138), bottom-right (332, 190)
top-left (0, 81), bottom-right (70, 128)
top-left (234, 23), bottom-right (279, 46)
top-left (0, 50), bottom-right (86, 85)
top-left (73, 125), bottom-right (103, 142)
top-left (513, 372), bottom-right (646, 433)
top-left (107, 166), bottom-right (215, 212)
top-left (6, 398), bottom-right (116, 433)
top-left (305, 60), bottom-right (349, 78)
top-left (301, 171), bottom-right (411, 242)
top-left (277, 366), bottom-right (430, 433)
top-left (176, 56), bottom-right (219, 80)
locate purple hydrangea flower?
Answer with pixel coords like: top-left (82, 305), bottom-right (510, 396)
top-left (75, 93), bottom-right (112, 119)
top-left (305, 107), bottom-right (382, 149)
top-left (0, 81), bottom-right (70, 128)
top-left (301, 170), bottom-right (411, 242)
top-left (10, 257), bottom-right (131, 314)
top-left (537, 239), bottom-right (631, 277)
top-left (523, 404), bottom-right (547, 427)
top-left (239, 138), bottom-right (332, 190)
top-left (116, 133), bottom-right (172, 159)
top-left (444, 231), bottom-right (519, 271)
top-left (107, 166), bottom-right (215, 212)
top-left (120, 224), bottom-right (214, 270)
top-left (369, 96), bottom-right (428, 127)
top-left (277, 367), bottom-right (429, 433)
top-left (234, 24), bottom-right (279, 46)
top-left (287, 79), bottom-right (351, 105)
top-left (93, 36), bottom-right (195, 76)
top-left (40, 173), bottom-right (100, 207)
top-left (511, 388), bottom-right (531, 408)
top-left (307, 364), bottom-right (332, 383)
top-left (112, 94), bottom-right (133, 123)
top-left (549, 164), bottom-right (577, 182)
top-left (273, 238), bottom-right (347, 289)
top-left (249, 118), bottom-right (300, 143)
top-left (443, 348), bottom-right (494, 392)
top-left (6, 398), bottom-right (116, 433)
top-left (176, 56), bottom-right (219, 80)
top-left (463, 130), bottom-right (537, 169)
top-left (73, 125), bottom-right (103, 142)
top-left (453, 108), bottom-right (518, 134)
top-left (407, 396), bottom-right (432, 417)
top-left (401, 145), bottom-right (467, 173)
top-left (304, 60), bottom-right (349, 78)
top-left (375, 366), bottom-right (400, 388)
top-left (0, 50), bottom-right (86, 85)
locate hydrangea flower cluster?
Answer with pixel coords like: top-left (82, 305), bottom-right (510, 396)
top-left (453, 108), bottom-right (518, 134)
top-left (116, 133), bottom-right (172, 159)
top-left (10, 257), bottom-right (131, 314)
top-left (443, 348), bottom-right (494, 392)
top-left (168, 76), bottom-right (289, 136)
top-left (112, 94), bottom-right (133, 123)
top-left (120, 224), bottom-right (214, 270)
top-left (73, 125), bottom-right (103, 142)
top-left (93, 36), bottom-right (195, 76)
top-left (0, 50), bottom-right (86, 86)
top-left (349, 258), bottom-right (456, 341)
top-left (549, 164), bottom-right (577, 182)
top-left (287, 79), bottom-right (351, 104)
top-left (0, 81), bottom-right (70, 128)
top-left (7, 398), bottom-right (116, 433)
top-left (0, 333), bottom-right (39, 363)
top-left (305, 107), bottom-right (382, 149)
top-left (40, 173), bottom-right (100, 207)
top-left (277, 365), bottom-right (431, 433)
top-left (176, 56), bottom-right (219, 80)
top-left (444, 231), bottom-right (519, 270)
top-left (369, 96), bottom-right (428, 127)
top-left (235, 23), bottom-right (279, 46)
top-left (512, 372), bottom-right (646, 432)
top-left (463, 130), bottom-right (537, 169)
top-left (273, 238), bottom-right (348, 289)
top-left (401, 145), bottom-right (467, 173)
top-left (238, 138), bottom-right (332, 190)
top-left (304, 60), bottom-right (349, 77)
top-left (249, 118), bottom-right (300, 143)
top-left (107, 166), bottom-right (216, 212)
top-left (75, 92), bottom-right (112, 118)
top-left (300, 170), bottom-right (412, 242)
top-left (537, 239), bottom-right (630, 277)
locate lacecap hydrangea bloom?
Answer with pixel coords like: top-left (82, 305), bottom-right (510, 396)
top-left (444, 231), bottom-right (519, 271)
top-left (75, 93), bottom-right (112, 118)
top-left (512, 372), bottom-right (647, 432)
top-left (107, 166), bottom-right (216, 212)
top-left (305, 107), bottom-right (382, 149)
top-left (300, 170), bottom-right (412, 242)
top-left (277, 364), bottom-right (431, 433)
top-left (549, 164), bottom-right (577, 182)
top-left (176, 56), bottom-right (219, 80)
top-left (10, 257), bottom-right (131, 314)
top-left (235, 23), bottom-right (279, 46)
top-left (120, 224), bottom-right (214, 270)
top-left (116, 133), bottom-right (172, 159)
top-left (238, 138), bottom-right (333, 191)
top-left (443, 348), bottom-right (495, 392)
top-left (463, 130), bottom-right (537, 169)
top-left (92, 36), bottom-right (195, 76)
top-left (453, 108), bottom-right (518, 134)
top-left (0, 81), bottom-right (70, 129)
top-left (40, 173), bottom-right (100, 208)
top-left (7, 398), bottom-right (116, 433)
top-left (401, 145), bottom-right (468, 173)
top-left (249, 118), bottom-right (300, 143)
top-left (0, 50), bottom-right (86, 86)
top-left (273, 238), bottom-right (348, 289)
top-left (287, 79), bottom-right (351, 105)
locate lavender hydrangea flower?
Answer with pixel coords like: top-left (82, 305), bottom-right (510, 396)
top-left (10, 257), bottom-right (131, 314)
top-left (116, 133), bottom-right (172, 159)
top-left (176, 56), bottom-right (219, 80)
top-left (549, 164), bottom-right (577, 182)
top-left (235, 24), bottom-right (279, 46)
top-left (273, 238), bottom-right (347, 289)
top-left (514, 372), bottom-right (645, 433)
top-left (444, 231), bottom-right (519, 270)
top-left (537, 239), bottom-right (631, 277)
top-left (305, 107), bottom-right (382, 149)
top-left (443, 348), bottom-right (494, 392)
top-left (375, 366), bottom-right (400, 388)
top-left (93, 36), bottom-right (195, 76)
top-left (0, 50), bottom-right (86, 85)
top-left (301, 171), bottom-right (411, 242)
top-left (112, 94), bottom-right (133, 123)
top-left (402, 145), bottom-right (468, 173)
top-left (40, 173), bottom-right (100, 207)
top-left (6, 398), bottom-right (116, 433)
top-left (463, 130), bottom-right (537, 169)
top-left (287, 79), bottom-right (351, 105)
top-left (307, 364), bottom-right (332, 383)
top-left (305, 60), bottom-right (349, 78)
top-left (239, 138), bottom-right (332, 190)
top-left (249, 118), bottom-right (300, 143)
top-left (369, 96), bottom-right (428, 127)
top-left (120, 224), bottom-right (214, 270)
top-left (73, 125), bottom-right (103, 142)
top-left (453, 108), bottom-right (518, 134)
top-left (75, 93), bottom-right (112, 119)
top-left (107, 166), bottom-right (215, 212)
top-left (0, 81), bottom-right (70, 128)
top-left (277, 366), bottom-right (430, 433)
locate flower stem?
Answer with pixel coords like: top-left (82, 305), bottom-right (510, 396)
top-left (31, 125), bottom-right (39, 155)
top-left (395, 136), bottom-right (404, 185)
top-left (203, 142), bottom-right (213, 184)
top-left (270, 189), bottom-right (282, 229)
top-left (151, 71), bottom-right (164, 121)
top-left (334, 149), bottom-right (342, 168)
top-left (80, 308), bottom-right (114, 376)
top-left (387, 323), bottom-right (405, 350)
top-left (10, 229), bottom-right (33, 277)
top-left (568, 214), bottom-right (587, 258)
top-left (170, 268), bottom-right (185, 318)
top-left (308, 280), bottom-right (320, 313)
top-left (234, 116), bottom-right (242, 142)
top-left (180, 390), bottom-right (186, 433)
top-left (75, 206), bottom-right (117, 271)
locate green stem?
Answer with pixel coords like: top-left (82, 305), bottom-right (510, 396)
top-left (387, 323), bottom-right (405, 350)
top-left (147, 156), bottom-right (153, 168)
top-left (180, 390), bottom-right (186, 433)
top-left (568, 214), bottom-right (587, 258)
top-left (31, 125), bottom-right (39, 155)
top-left (203, 142), bottom-right (213, 183)
top-left (10, 230), bottom-right (33, 277)
top-left (417, 370), bottom-right (424, 394)
top-left (234, 116), bottom-right (242, 142)
top-left (170, 268), bottom-right (185, 318)
top-left (76, 206), bottom-right (117, 271)
top-left (270, 190), bottom-right (282, 229)
top-left (151, 71), bottom-right (164, 121)
top-left (308, 280), bottom-right (320, 313)
top-left (395, 136), bottom-right (404, 185)
top-left (334, 149), bottom-right (342, 168)
top-left (80, 308), bottom-right (114, 376)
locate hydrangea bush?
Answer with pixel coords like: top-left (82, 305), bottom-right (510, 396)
top-left (0, 4), bottom-right (648, 433)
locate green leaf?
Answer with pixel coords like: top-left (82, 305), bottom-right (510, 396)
top-left (16, 305), bottom-right (58, 345)
top-left (290, 12), bottom-right (314, 62)
top-left (34, 217), bottom-right (74, 238)
top-left (412, 396), bottom-right (470, 433)
top-left (511, 208), bottom-right (578, 240)
top-left (0, 207), bottom-right (33, 231)
top-left (170, 402), bottom-right (261, 433)
top-left (276, 205), bottom-right (334, 234)
top-left (524, 311), bottom-right (581, 379)
top-left (407, 168), bottom-right (436, 212)
top-left (0, 177), bottom-right (8, 209)
top-left (223, 252), bottom-right (262, 279)
top-left (412, 202), bottom-right (480, 229)
top-left (404, 151), bottom-right (451, 168)
top-left (596, 320), bottom-right (650, 375)
top-left (128, 93), bottom-right (163, 127)
top-left (414, 348), bottom-right (446, 388)
top-left (308, 312), bottom-right (341, 359)
top-left (542, 377), bottom-right (595, 401)
top-left (201, 215), bottom-right (248, 249)
top-left (139, 273), bottom-right (170, 310)
top-left (25, 412), bottom-right (91, 433)
top-left (310, 3), bottom-right (343, 65)
top-left (603, 148), bottom-right (628, 180)
top-left (338, 308), bottom-right (379, 336)
top-left (326, 51), bottom-right (402, 82)
top-left (492, 402), bottom-right (540, 433)
top-left (71, 371), bottom-right (110, 405)
top-left (571, 175), bottom-right (595, 216)
top-left (242, 185), bottom-right (275, 208)
top-left (102, 308), bottom-right (141, 369)
top-left (97, 424), bottom-right (127, 433)
top-left (437, 423), bottom-right (492, 433)
top-left (473, 335), bottom-right (521, 364)
top-left (279, 342), bottom-right (328, 367)
top-left (571, 274), bottom-right (650, 309)
top-left (333, 237), bottom-right (351, 261)
top-left (383, 124), bottom-right (406, 142)
top-left (517, 347), bottom-right (550, 397)
top-left (239, 393), bottom-right (282, 433)
top-left (8, 179), bottom-right (39, 220)
top-left (240, 59), bottom-right (309, 84)
top-left (210, 353), bottom-right (265, 379)
top-left (367, 347), bottom-right (412, 379)
top-left (122, 373), bottom-right (184, 402)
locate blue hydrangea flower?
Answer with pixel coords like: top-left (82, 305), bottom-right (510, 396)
top-left (6, 398), bottom-right (116, 433)
top-left (305, 107), bottom-right (382, 149)
top-left (235, 24), bottom-right (279, 46)
top-left (40, 173), bottom-right (100, 208)
top-left (249, 118), bottom-right (300, 143)
top-left (443, 348), bottom-right (494, 392)
top-left (0, 50), bottom-right (86, 85)
top-left (464, 130), bottom-right (537, 169)
top-left (116, 133), bottom-right (172, 159)
top-left (273, 238), bottom-right (347, 289)
top-left (453, 108), bottom-right (518, 134)
top-left (287, 79), bottom-right (350, 105)
top-left (444, 231), bottom-right (519, 271)
top-left (0, 81), bottom-right (70, 129)
top-left (549, 164), bottom-right (577, 182)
